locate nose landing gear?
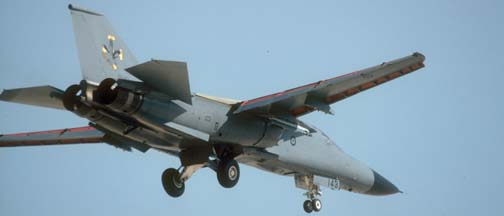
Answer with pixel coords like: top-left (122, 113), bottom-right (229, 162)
top-left (303, 186), bottom-right (322, 213)
top-left (295, 175), bottom-right (323, 213)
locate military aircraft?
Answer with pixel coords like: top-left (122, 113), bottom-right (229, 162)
top-left (0, 4), bottom-right (425, 213)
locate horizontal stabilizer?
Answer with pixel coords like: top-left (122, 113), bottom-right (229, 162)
top-left (0, 125), bottom-right (151, 153)
top-left (126, 60), bottom-right (192, 104)
top-left (0, 86), bottom-right (65, 110)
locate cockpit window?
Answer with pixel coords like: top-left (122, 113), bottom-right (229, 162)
top-left (306, 123), bottom-right (341, 149)
top-left (318, 128), bottom-right (342, 150)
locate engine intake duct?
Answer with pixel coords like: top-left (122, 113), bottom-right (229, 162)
top-left (94, 78), bottom-right (143, 114)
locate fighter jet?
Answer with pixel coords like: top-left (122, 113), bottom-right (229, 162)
top-left (0, 5), bottom-right (425, 213)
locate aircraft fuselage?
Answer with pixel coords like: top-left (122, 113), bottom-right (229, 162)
top-left (80, 85), bottom-right (398, 196)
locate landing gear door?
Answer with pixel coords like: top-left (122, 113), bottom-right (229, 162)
top-left (313, 175), bottom-right (340, 190)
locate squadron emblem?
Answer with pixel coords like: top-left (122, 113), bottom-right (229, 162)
top-left (101, 34), bottom-right (123, 70)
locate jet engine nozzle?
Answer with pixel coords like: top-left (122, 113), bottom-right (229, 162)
top-left (93, 78), bottom-right (117, 104)
top-left (94, 78), bottom-right (143, 114)
top-left (62, 84), bottom-right (82, 112)
top-left (63, 79), bottom-right (101, 111)
top-left (62, 83), bottom-right (103, 121)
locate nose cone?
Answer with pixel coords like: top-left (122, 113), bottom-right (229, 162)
top-left (365, 170), bottom-right (400, 195)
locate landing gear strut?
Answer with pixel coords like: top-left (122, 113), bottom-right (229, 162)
top-left (161, 159), bottom-right (241, 198)
top-left (161, 146), bottom-right (241, 198)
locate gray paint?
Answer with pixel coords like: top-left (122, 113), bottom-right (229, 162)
top-left (69, 4), bottom-right (138, 84)
top-left (126, 60), bottom-right (192, 104)
top-left (0, 85), bottom-right (65, 110)
top-left (0, 5), bottom-right (425, 203)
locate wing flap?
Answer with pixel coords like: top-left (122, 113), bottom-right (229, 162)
top-left (234, 52), bottom-right (425, 116)
top-left (0, 126), bottom-right (103, 147)
top-left (0, 85), bottom-right (65, 110)
top-left (125, 59), bottom-right (192, 104)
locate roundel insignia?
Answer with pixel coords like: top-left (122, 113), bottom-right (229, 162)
top-left (290, 136), bottom-right (296, 146)
top-left (101, 34), bottom-right (123, 70)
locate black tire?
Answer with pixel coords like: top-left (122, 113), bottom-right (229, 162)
top-left (161, 168), bottom-right (185, 198)
top-left (303, 200), bottom-right (313, 213)
top-left (217, 159), bottom-right (240, 188)
top-left (312, 199), bottom-right (322, 212)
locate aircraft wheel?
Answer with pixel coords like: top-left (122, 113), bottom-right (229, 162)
top-left (161, 168), bottom-right (185, 197)
top-left (312, 199), bottom-right (322, 212)
top-left (217, 159), bottom-right (240, 188)
top-left (303, 200), bottom-right (313, 213)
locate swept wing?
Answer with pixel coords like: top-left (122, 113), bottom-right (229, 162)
top-left (234, 52), bottom-right (425, 117)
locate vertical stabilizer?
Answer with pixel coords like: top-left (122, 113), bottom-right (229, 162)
top-left (69, 4), bottom-right (138, 85)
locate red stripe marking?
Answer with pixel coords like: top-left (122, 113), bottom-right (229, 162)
top-left (345, 88), bottom-right (359, 96)
top-left (360, 82), bottom-right (376, 91)
top-left (240, 70), bottom-right (361, 106)
top-left (401, 67), bottom-right (412, 74)
top-left (0, 138), bottom-right (102, 147)
top-left (387, 71), bottom-right (402, 80)
top-left (325, 92), bottom-right (346, 103)
top-left (322, 62), bottom-right (425, 105)
top-left (291, 106), bottom-right (311, 117)
top-left (240, 56), bottom-right (425, 110)
top-left (410, 63), bottom-right (421, 70)
top-left (375, 77), bottom-right (388, 84)
top-left (3, 126), bottom-right (96, 137)
top-left (241, 82), bottom-right (321, 106)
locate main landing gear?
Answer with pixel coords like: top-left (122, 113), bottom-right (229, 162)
top-left (216, 159), bottom-right (240, 188)
top-left (161, 168), bottom-right (184, 197)
top-left (161, 158), bottom-right (240, 198)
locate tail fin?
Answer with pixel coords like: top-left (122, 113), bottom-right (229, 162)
top-left (69, 4), bottom-right (138, 85)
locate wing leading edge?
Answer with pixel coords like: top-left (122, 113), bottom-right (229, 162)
top-left (234, 52), bottom-right (426, 117)
top-left (0, 126), bottom-right (103, 147)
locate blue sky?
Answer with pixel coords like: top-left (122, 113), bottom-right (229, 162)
top-left (1, 0), bottom-right (503, 215)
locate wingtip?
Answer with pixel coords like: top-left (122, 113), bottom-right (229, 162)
top-left (413, 52), bottom-right (425, 61)
top-left (0, 89), bottom-right (8, 100)
top-left (68, 4), bottom-right (103, 16)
